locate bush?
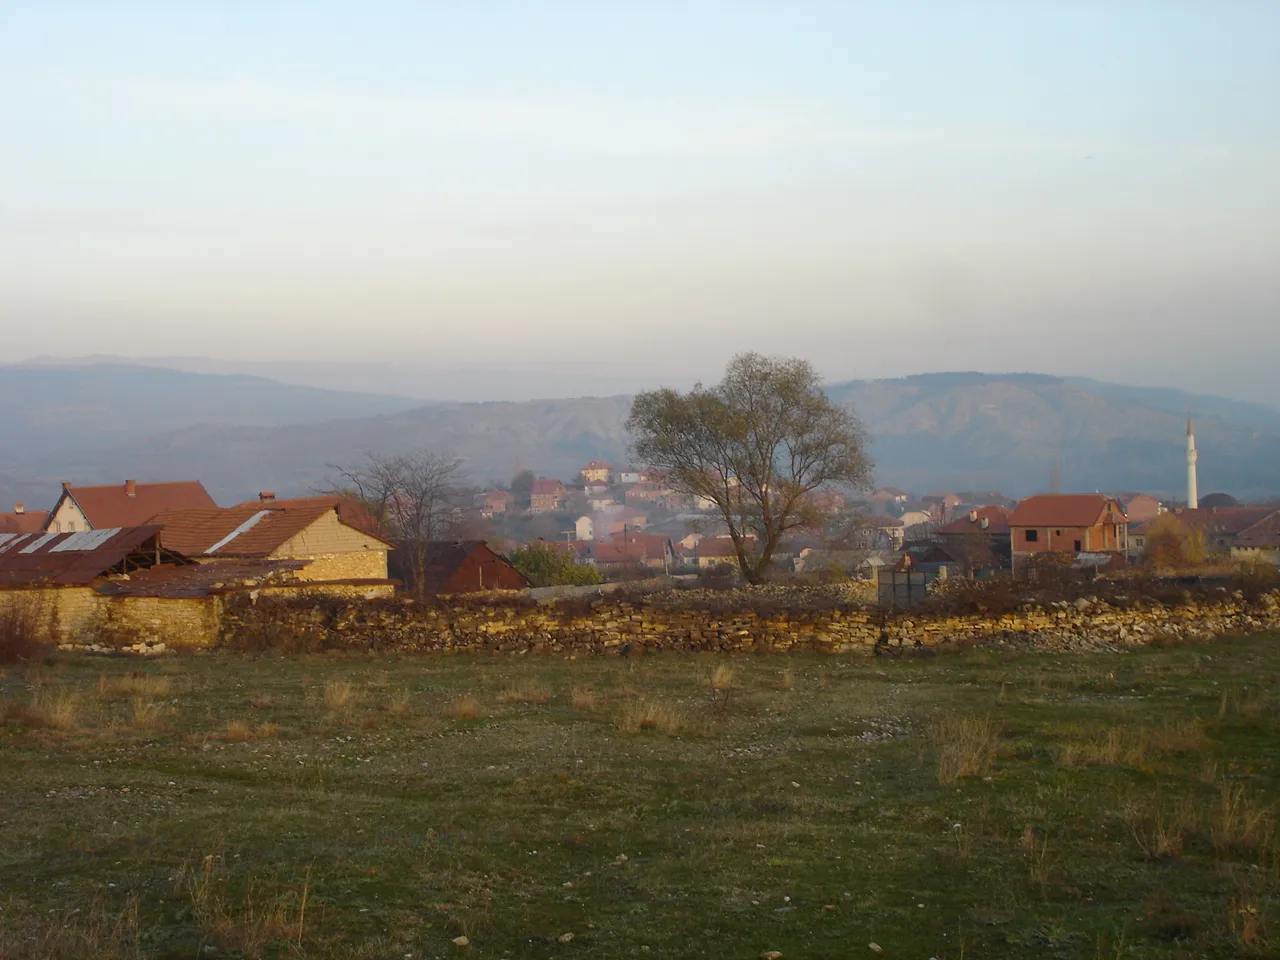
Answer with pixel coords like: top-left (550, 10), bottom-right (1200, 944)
top-left (0, 593), bottom-right (56, 664)
top-left (509, 542), bottom-right (604, 587)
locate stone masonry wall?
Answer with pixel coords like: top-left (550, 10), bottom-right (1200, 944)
top-left (217, 586), bottom-right (1280, 655)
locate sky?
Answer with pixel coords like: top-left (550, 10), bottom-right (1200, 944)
top-left (2, 2), bottom-right (1279, 403)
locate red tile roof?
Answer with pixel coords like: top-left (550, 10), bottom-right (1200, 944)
top-left (937, 505), bottom-right (1011, 536)
top-left (237, 495), bottom-right (391, 542)
top-left (1175, 507), bottom-right (1276, 537)
top-left (697, 536), bottom-right (755, 558)
top-left (595, 532), bottom-right (671, 564)
top-left (1008, 495), bottom-right (1121, 528)
top-left (531, 479), bottom-right (565, 496)
top-left (1234, 511), bottom-right (1280, 549)
top-left (58, 480), bottom-right (216, 529)
top-left (154, 499), bottom-right (392, 558)
top-left (0, 508), bottom-right (47, 535)
top-left (0, 526), bottom-right (186, 587)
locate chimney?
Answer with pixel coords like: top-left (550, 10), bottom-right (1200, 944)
top-left (259, 491), bottom-right (277, 503)
top-left (980, 517), bottom-right (989, 530)
top-left (125, 479), bottom-right (137, 498)
top-left (968, 509), bottom-right (978, 523)
top-left (62, 481), bottom-right (70, 491)
top-left (13, 503), bottom-right (23, 514)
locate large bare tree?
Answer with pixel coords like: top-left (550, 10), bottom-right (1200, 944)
top-left (627, 353), bottom-right (873, 584)
top-left (327, 450), bottom-right (468, 596)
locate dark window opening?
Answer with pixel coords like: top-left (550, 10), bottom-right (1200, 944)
top-left (1025, 530), bottom-right (1039, 543)
top-left (1074, 540), bottom-right (1082, 551)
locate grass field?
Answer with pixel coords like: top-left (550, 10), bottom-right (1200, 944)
top-left (1, 635), bottom-right (1278, 959)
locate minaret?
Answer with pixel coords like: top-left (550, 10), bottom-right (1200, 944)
top-left (1186, 415), bottom-right (1199, 510)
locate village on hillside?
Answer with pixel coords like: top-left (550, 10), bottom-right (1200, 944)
top-left (1, 417), bottom-right (1277, 649)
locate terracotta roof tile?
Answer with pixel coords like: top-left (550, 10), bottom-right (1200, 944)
top-left (60, 480), bottom-right (215, 529)
top-left (1008, 495), bottom-right (1121, 528)
top-left (0, 509), bottom-right (48, 535)
top-left (1175, 507), bottom-right (1276, 537)
top-left (937, 506), bottom-right (1011, 536)
top-left (1235, 512), bottom-right (1280, 549)
top-left (153, 501), bottom-right (342, 558)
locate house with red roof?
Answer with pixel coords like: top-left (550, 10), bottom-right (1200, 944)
top-left (593, 531), bottom-right (674, 573)
top-left (1230, 511), bottom-right (1280, 565)
top-left (936, 505), bottom-right (1012, 573)
top-left (529, 479), bottom-right (567, 514)
top-left (0, 502), bottom-right (47, 535)
top-left (475, 490), bottom-right (515, 518)
top-left (1007, 494), bottom-right (1128, 574)
top-left (153, 496), bottom-right (395, 582)
top-left (44, 479), bottom-right (216, 534)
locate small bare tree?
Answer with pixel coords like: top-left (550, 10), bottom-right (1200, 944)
top-left (327, 450), bottom-right (468, 596)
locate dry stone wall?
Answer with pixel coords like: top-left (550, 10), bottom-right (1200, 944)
top-left (217, 584), bottom-right (1280, 656)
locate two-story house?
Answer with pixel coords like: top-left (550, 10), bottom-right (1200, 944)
top-left (44, 479), bottom-right (216, 533)
top-left (1007, 494), bottom-right (1127, 574)
top-left (579, 461), bottom-right (614, 485)
top-left (529, 479), bottom-right (568, 514)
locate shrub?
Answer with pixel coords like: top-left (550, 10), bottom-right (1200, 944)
top-left (614, 698), bottom-right (693, 736)
top-left (0, 593), bottom-right (56, 664)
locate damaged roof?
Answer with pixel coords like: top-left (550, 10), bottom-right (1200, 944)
top-left (0, 526), bottom-right (185, 587)
top-left (153, 500), bottom-right (393, 558)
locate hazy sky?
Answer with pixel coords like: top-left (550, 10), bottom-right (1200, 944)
top-left (2, 2), bottom-right (1278, 403)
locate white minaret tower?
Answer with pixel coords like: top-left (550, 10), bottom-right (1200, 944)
top-left (1186, 415), bottom-right (1199, 510)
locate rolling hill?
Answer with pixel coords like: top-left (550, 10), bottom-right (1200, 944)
top-left (1, 367), bottom-right (1278, 509)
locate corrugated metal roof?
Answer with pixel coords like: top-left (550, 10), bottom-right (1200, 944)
top-left (0, 525), bottom-right (183, 587)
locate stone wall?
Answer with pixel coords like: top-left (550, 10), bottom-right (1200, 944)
top-left (216, 585), bottom-right (1280, 656)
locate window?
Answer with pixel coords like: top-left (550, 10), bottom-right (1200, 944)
top-left (1025, 529), bottom-right (1038, 543)
top-left (1055, 529), bottom-right (1062, 536)
top-left (1074, 540), bottom-right (1082, 551)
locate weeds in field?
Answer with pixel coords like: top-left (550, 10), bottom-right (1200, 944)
top-left (381, 690), bottom-right (413, 716)
top-left (15, 688), bottom-right (82, 730)
top-left (778, 667), bottom-right (795, 691)
top-left (931, 714), bottom-right (999, 784)
top-left (708, 662), bottom-right (736, 692)
top-left (0, 593), bottom-right (55, 664)
top-left (1149, 717), bottom-right (1209, 753)
top-left (571, 686), bottom-right (597, 711)
top-left (248, 694), bottom-right (274, 710)
top-left (130, 695), bottom-right (169, 731)
top-left (498, 681), bottom-right (552, 704)
top-left (442, 695), bottom-right (481, 719)
top-left (320, 680), bottom-right (358, 712)
top-left (1214, 784), bottom-right (1274, 858)
top-left (222, 720), bottom-right (280, 742)
top-left (0, 895), bottom-right (141, 959)
top-left (1126, 797), bottom-right (1194, 860)
top-left (187, 855), bottom-right (309, 958)
top-left (98, 672), bottom-right (171, 698)
top-left (614, 698), bottom-right (693, 736)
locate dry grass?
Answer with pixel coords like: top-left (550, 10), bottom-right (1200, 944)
top-left (613, 698), bottom-right (693, 736)
top-left (130, 695), bottom-right (170, 731)
top-left (442, 695), bottom-right (481, 720)
top-left (1125, 797), bottom-right (1197, 860)
top-left (498, 681), bottom-right (552, 704)
top-left (571, 686), bottom-right (598, 711)
top-left (188, 856), bottom-right (308, 959)
top-left (224, 720), bottom-right (254, 743)
top-left (0, 896), bottom-right (142, 959)
top-left (320, 680), bottom-right (358, 712)
top-left (1214, 784), bottom-right (1274, 857)
top-left (14, 688), bottom-right (82, 730)
top-left (1059, 728), bottom-right (1147, 767)
top-left (708, 662), bottom-right (736, 692)
top-left (1149, 718), bottom-right (1210, 753)
top-left (0, 593), bottom-right (55, 664)
top-left (381, 690), bottom-right (413, 716)
top-left (931, 714), bottom-right (999, 784)
top-left (98, 671), bottom-right (171, 698)
top-left (248, 694), bottom-right (274, 710)
top-left (778, 667), bottom-right (795, 691)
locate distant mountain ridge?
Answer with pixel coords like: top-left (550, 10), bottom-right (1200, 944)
top-left (1, 365), bottom-right (1277, 509)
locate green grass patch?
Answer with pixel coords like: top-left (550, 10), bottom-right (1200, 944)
top-left (1, 636), bottom-right (1278, 957)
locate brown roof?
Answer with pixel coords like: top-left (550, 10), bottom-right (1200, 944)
top-left (0, 526), bottom-right (187, 587)
top-left (696, 535), bottom-right (755, 558)
top-left (531, 478), bottom-right (565, 495)
top-left (58, 480), bottom-right (215, 529)
top-left (595, 532), bottom-right (672, 564)
top-left (1234, 511), bottom-right (1280, 549)
top-left (1008, 494), bottom-right (1121, 528)
top-left (405, 540), bottom-right (530, 595)
top-left (0, 508), bottom-right (48, 535)
top-left (937, 505), bottom-right (1011, 536)
top-left (236, 495), bottom-right (391, 542)
top-left (154, 499), bottom-right (392, 558)
top-left (1175, 507), bottom-right (1276, 537)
